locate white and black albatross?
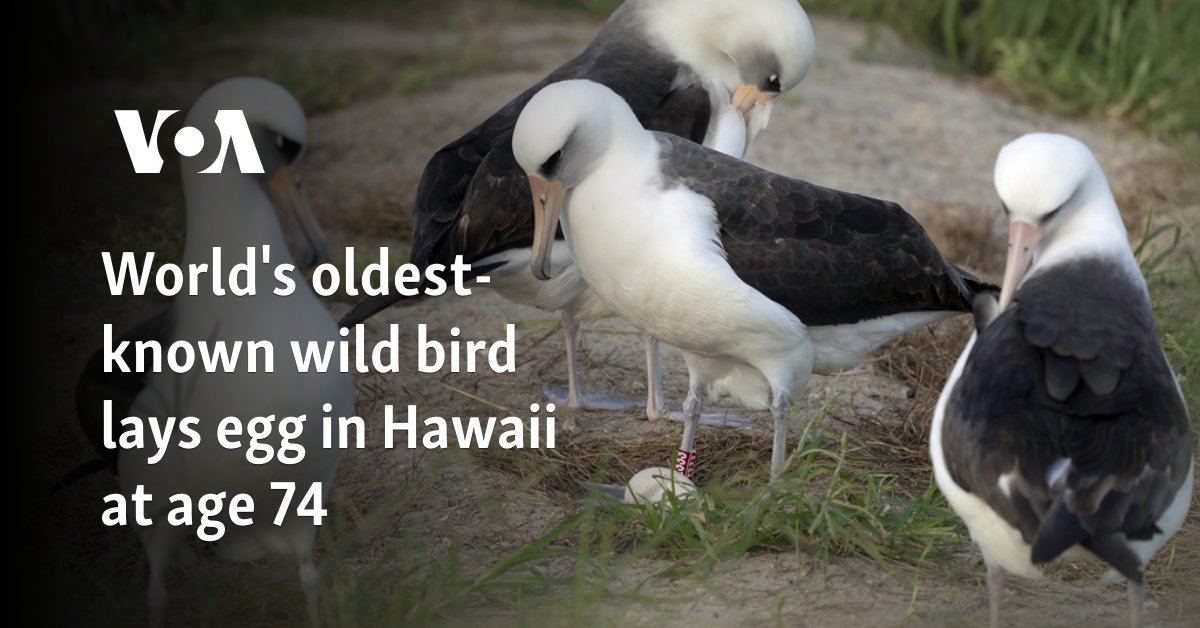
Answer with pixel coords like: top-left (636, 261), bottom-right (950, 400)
top-left (511, 80), bottom-right (992, 478)
top-left (930, 133), bottom-right (1193, 628)
top-left (72, 78), bottom-right (353, 628)
top-left (339, 0), bottom-right (815, 421)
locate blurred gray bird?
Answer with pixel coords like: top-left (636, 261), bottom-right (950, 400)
top-left (74, 77), bottom-right (352, 628)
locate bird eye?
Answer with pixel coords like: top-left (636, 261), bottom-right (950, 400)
top-left (766, 74), bottom-right (781, 92)
top-left (541, 149), bottom-right (563, 176)
top-left (277, 136), bottom-right (303, 164)
top-left (1042, 188), bottom-right (1079, 224)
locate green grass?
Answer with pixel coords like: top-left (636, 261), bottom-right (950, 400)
top-left (317, 496), bottom-right (574, 625)
top-left (805, 0), bottom-right (1200, 152)
top-left (368, 421), bottom-right (960, 624)
top-left (258, 45), bottom-right (494, 114)
top-left (52, 404), bottom-right (963, 626)
top-left (577, 419), bottom-right (961, 575)
top-left (1135, 212), bottom-right (1200, 438)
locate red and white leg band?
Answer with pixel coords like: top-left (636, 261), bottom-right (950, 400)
top-left (674, 449), bottom-right (696, 477)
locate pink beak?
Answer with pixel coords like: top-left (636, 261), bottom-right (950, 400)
top-left (999, 220), bottom-right (1043, 309)
top-left (529, 175), bottom-right (566, 281)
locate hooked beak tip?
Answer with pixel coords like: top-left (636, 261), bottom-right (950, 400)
top-left (529, 175), bottom-right (563, 283)
top-left (732, 84), bottom-right (778, 117)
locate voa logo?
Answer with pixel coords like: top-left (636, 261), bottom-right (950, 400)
top-left (114, 109), bottom-right (264, 174)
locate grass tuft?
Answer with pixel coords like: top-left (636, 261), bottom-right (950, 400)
top-left (1136, 213), bottom-right (1199, 438)
top-left (484, 406), bottom-right (965, 581)
top-left (258, 46), bottom-right (493, 115)
top-left (806, 0), bottom-right (1200, 151)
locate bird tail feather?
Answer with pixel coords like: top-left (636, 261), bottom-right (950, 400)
top-left (1031, 498), bottom-right (1144, 582)
top-left (1031, 498), bottom-right (1089, 565)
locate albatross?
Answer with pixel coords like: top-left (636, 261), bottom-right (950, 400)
top-left (340, 0), bottom-right (816, 421)
top-left (511, 80), bottom-right (992, 478)
top-left (930, 133), bottom-right (1193, 628)
top-left (73, 78), bottom-right (353, 627)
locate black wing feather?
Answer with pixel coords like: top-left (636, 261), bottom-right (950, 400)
top-left (655, 134), bottom-right (986, 326)
top-left (941, 259), bottom-right (1191, 575)
top-left (642, 84), bottom-right (711, 143)
top-left (343, 6), bottom-right (716, 325)
top-left (409, 7), bottom-right (687, 273)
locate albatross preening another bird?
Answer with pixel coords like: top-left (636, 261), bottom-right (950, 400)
top-left (73, 78), bottom-right (352, 627)
top-left (930, 133), bottom-right (1193, 628)
top-left (512, 80), bottom-right (993, 479)
top-left (340, 0), bottom-right (815, 422)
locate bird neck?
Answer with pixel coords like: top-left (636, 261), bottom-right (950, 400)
top-left (180, 171), bottom-right (296, 281)
top-left (591, 125), bottom-right (658, 189)
top-left (609, 119), bottom-right (658, 161)
top-left (640, 0), bottom-right (741, 92)
top-left (1032, 174), bottom-right (1143, 291)
top-left (561, 129), bottom-right (659, 235)
top-left (564, 97), bottom-right (657, 191)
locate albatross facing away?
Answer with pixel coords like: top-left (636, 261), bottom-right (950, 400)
top-left (75, 78), bottom-right (352, 627)
top-left (931, 133), bottom-right (1192, 628)
top-left (512, 80), bottom-right (991, 478)
top-left (340, 0), bottom-right (816, 421)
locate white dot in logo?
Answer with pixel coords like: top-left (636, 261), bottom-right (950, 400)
top-left (174, 126), bottom-right (205, 157)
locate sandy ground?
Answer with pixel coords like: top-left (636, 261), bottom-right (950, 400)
top-left (45, 2), bottom-right (1198, 626)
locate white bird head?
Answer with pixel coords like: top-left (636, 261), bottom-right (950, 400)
top-left (183, 77), bottom-right (326, 268)
top-left (993, 132), bottom-right (1125, 308)
top-left (639, 0), bottom-right (815, 144)
top-left (513, 80), bottom-right (645, 280)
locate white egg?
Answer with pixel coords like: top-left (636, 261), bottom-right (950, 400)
top-left (623, 467), bottom-right (699, 504)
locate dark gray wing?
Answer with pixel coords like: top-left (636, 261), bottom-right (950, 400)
top-left (74, 307), bottom-right (175, 474)
top-left (941, 260), bottom-right (1191, 579)
top-left (642, 84), bottom-right (711, 143)
top-left (656, 134), bottom-right (987, 326)
top-left (408, 37), bottom-right (692, 271)
top-left (338, 5), bottom-right (714, 326)
top-left (416, 84), bottom-right (712, 269)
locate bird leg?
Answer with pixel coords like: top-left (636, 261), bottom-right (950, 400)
top-left (675, 386), bottom-right (702, 477)
top-left (147, 569), bottom-right (167, 628)
top-left (644, 334), bottom-right (666, 421)
top-left (769, 390), bottom-right (791, 480)
top-left (142, 522), bottom-right (185, 628)
top-left (986, 562), bottom-right (1005, 628)
top-left (541, 310), bottom-right (640, 411)
top-left (562, 310), bottom-right (586, 408)
top-left (300, 555), bottom-right (321, 628)
top-left (659, 350), bottom-right (755, 429)
top-left (1128, 578), bottom-right (1146, 628)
